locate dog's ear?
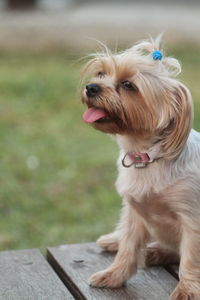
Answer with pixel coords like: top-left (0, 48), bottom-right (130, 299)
top-left (162, 83), bottom-right (193, 159)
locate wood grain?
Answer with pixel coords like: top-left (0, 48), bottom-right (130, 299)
top-left (47, 242), bottom-right (178, 300)
top-left (0, 248), bottom-right (73, 300)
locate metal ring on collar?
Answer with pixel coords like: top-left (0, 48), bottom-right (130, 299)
top-left (122, 153), bottom-right (135, 168)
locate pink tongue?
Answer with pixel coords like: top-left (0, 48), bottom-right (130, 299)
top-left (83, 107), bottom-right (107, 123)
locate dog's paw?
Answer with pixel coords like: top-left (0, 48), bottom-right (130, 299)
top-left (97, 232), bottom-right (118, 252)
top-left (170, 283), bottom-right (196, 300)
top-left (89, 268), bottom-right (124, 288)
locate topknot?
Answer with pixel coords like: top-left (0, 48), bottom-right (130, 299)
top-left (122, 35), bottom-right (181, 78)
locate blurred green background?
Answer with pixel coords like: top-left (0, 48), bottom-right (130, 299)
top-left (0, 45), bottom-right (200, 252)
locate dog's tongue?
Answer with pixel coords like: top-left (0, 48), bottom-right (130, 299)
top-left (83, 107), bottom-right (107, 123)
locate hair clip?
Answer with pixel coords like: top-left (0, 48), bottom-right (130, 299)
top-left (152, 50), bottom-right (163, 61)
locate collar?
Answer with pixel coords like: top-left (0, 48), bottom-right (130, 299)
top-left (121, 142), bottom-right (162, 168)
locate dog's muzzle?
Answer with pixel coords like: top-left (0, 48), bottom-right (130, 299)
top-left (86, 84), bottom-right (101, 98)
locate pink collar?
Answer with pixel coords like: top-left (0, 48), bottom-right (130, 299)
top-left (121, 142), bottom-right (162, 168)
top-left (122, 152), bottom-right (151, 168)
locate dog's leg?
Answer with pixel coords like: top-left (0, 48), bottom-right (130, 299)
top-left (89, 199), bottom-right (149, 288)
top-left (97, 205), bottom-right (128, 252)
top-left (97, 231), bottom-right (118, 252)
top-left (170, 230), bottom-right (200, 300)
top-left (145, 242), bottom-right (180, 267)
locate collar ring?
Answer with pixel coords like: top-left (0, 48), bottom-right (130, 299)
top-left (122, 152), bottom-right (135, 168)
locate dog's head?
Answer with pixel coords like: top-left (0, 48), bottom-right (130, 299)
top-left (81, 37), bottom-right (193, 159)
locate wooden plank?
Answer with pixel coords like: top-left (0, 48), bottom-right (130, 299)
top-left (47, 242), bottom-right (178, 300)
top-left (0, 248), bottom-right (74, 300)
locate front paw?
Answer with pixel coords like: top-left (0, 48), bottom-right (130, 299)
top-left (170, 282), bottom-right (196, 300)
top-left (89, 268), bottom-right (125, 288)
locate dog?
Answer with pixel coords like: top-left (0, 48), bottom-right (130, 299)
top-left (81, 36), bottom-right (200, 300)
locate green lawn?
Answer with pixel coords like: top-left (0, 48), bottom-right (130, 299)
top-left (0, 46), bottom-right (200, 252)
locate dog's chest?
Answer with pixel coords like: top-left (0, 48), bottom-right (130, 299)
top-left (130, 193), bottom-right (180, 249)
top-left (116, 161), bottom-right (170, 199)
top-left (116, 161), bottom-right (181, 248)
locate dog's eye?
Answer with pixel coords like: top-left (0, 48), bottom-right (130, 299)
top-left (98, 72), bottom-right (105, 78)
top-left (121, 80), bottom-right (138, 91)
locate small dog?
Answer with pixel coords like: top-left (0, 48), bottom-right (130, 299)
top-left (81, 36), bottom-right (200, 300)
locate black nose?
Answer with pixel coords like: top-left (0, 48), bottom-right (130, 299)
top-left (86, 83), bottom-right (101, 97)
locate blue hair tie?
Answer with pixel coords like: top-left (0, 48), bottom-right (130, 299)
top-left (152, 50), bottom-right (163, 61)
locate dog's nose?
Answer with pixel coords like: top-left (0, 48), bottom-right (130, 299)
top-left (86, 83), bottom-right (101, 97)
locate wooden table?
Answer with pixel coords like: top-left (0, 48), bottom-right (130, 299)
top-left (0, 243), bottom-right (178, 300)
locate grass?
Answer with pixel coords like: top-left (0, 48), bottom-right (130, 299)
top-left (0, 45), bottom-right (200, 252)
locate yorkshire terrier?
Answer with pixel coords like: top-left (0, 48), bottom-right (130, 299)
top-left (81, 36), bottom-right (200, 300)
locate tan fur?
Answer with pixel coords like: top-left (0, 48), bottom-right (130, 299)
top-left (81, 37), bottom-right (200, 299)
top-left (97, 232), bottom-right (118, 252)
top-left (145, 242), bottom-right (180, 267)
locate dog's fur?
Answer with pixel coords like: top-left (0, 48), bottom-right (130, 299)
top-left (81, 36), bottom-right (200, 299)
